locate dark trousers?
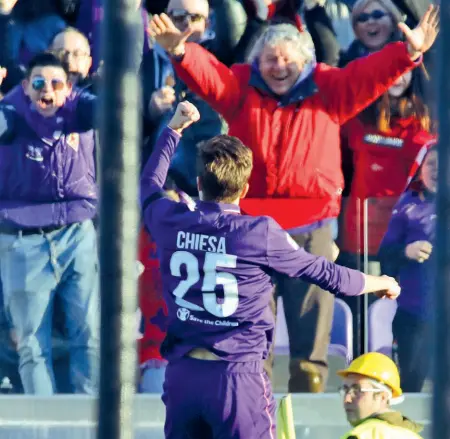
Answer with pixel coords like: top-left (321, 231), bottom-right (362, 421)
top-left (392, 309), bottom-right (429, 392)
top-left (275, 224), bottom-right (335, 393)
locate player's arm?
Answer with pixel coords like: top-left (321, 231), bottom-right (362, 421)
top-left (265, 217), bottom-right (400, 300)
top-left (140, 101), bottom-right (200, 215)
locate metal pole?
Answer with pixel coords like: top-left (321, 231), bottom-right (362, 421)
top-left (97, 0), bottom-right (142, 438)
top-left (362, 198), bottom-right (369, 354)
top-left (355, 198), bottom-right (362, 357)
top-left (433, 4), bottom-right (450, 438)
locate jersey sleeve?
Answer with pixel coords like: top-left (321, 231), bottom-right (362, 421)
top-left (140, 126), bottom-right (186, 235)
top-left (265, 217), bottom-right (364, 296)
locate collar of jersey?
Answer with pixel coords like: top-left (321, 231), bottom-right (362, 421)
top-left (196, 200), bottom-right (241, 215)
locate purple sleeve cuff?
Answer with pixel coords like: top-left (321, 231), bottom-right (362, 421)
top-left (339, 269), bottom-right (365, 297)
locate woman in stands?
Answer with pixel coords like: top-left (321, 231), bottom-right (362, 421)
top-left (338, 68), bottom-right (435, 270)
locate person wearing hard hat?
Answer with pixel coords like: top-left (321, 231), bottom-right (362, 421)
top-left (337, 352), bottom-right (424, 439)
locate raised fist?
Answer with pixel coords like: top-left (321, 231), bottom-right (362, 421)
top-left (168, 101), bottom-right (200, 133)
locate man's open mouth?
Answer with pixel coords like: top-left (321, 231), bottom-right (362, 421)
top-left (38, 97), bottom-right (54, 108)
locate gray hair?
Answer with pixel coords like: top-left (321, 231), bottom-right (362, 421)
top-left (247, 24), bottom-right (316, 64)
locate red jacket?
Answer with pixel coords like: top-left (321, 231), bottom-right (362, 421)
top-left (339, 116), bottom-right (435, 255)
top-left (173, 42), bottom-right (419, 229)
top-left (137, 227), bottom-right (167, 364)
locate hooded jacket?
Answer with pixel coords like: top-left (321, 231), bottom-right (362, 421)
top-left (342, 411), bottom-right (424, 439)
top-left (173, 41), bottom-right (420, 229)
top-left (378, 141), bottom-right (436, 318)
top-left (0, 86), bottom-right (97, 229)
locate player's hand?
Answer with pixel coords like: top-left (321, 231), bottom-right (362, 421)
top-left (149, 86), bottom-right (176, 119)
top-left (0, 67), bottom-right (7, 87)
top-left (148, 13), bottom-right (192, 56)
top-left (168, 101), bottom-right (200, 134)
top-left (405, 240), bottom-right (432, 263)
top-left (375, 275), bottom-right (401, 300)
top-left (399, 5), bottom-right (439, 60)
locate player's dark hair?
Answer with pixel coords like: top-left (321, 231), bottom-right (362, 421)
top-left (197, 135), bottom-right (253, 203)
top-left (26, 52), bottom-right (70, 78)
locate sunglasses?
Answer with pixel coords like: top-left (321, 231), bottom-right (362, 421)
top-left (356, 10), bottom-right (388, 23)
top-left (168, 9), bottom-right (206, 24)
top-left (31, 76), bottom-right (66, 91)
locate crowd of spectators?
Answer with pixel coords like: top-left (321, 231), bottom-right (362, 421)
top-left (0, 0), bottom-right (437, 395)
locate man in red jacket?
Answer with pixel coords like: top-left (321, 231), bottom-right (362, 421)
top-left (149, 6), bottom-right (438, 392)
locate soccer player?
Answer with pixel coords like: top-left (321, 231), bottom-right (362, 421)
top-left (140, 101), bottom-right (401, 439)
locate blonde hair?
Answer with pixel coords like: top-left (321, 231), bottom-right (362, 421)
top-left (351, 0), bottom-right (404, 30)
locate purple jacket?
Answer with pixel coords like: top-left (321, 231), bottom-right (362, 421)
top-left (379, 143), bottom-right (436, 318)
top-left (0, 86), bottom-right (97, 228)
top-left (379, 190), bottom-right (435, 318)
top-left (140, 126), bottom-right (365, 363)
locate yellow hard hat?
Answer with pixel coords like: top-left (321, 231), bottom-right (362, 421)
top-left (337, 352), bottom-right (402, 398)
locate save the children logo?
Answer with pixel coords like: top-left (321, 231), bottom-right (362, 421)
top-left (177, 308), bottom-right (190, 322)
top-left (25, 145), bottom-right (44, 162)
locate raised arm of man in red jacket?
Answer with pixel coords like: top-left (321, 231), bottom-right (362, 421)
top-left (148, 6), bottom-right (438, 124)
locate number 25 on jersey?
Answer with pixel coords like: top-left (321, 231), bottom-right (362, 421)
top-left (170, 251), bottom-right (239, 318)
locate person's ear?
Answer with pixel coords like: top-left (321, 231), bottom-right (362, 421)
top-left (22, 79), bottom-right (29, 95)
top-left (240, 183), bottom-right (250, 200)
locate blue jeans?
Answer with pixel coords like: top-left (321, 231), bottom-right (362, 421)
top-left (140, 365), bottom-right (166, 393)
top-left (0, 220), bottom-right (100, 395)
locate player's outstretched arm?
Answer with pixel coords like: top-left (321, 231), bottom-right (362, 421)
top-left (361, 274), bottom-right (401, 300)
top-left (265, 217), bottom-right (400, 300)
top-left (140, 101), bottom-right (200, 210)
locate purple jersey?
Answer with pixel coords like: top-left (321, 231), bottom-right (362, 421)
top-left (141, 127), bottom-right (365, 363)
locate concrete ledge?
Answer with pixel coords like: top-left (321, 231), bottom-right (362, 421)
top-left (0, 394), bottom-right (431, 439)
